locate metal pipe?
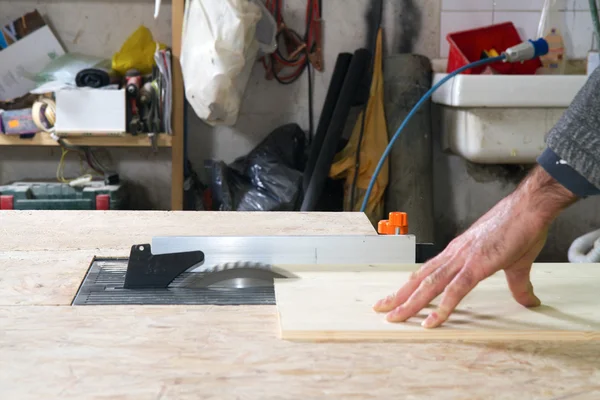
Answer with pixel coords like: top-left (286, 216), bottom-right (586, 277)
top-left (303, 53), bottom-right (352, 191)
top-left (301, 49), bottom-right (371, 211)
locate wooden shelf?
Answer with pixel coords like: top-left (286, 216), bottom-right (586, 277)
top-left (0, 132), bottom-right (172, 148)
top-left (0, 1), bottom-right (184, 209)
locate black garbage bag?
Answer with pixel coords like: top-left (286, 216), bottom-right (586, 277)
top-left (208, 123), bottom-right (306, 211)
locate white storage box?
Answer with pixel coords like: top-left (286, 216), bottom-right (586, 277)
top-left (55, 89), bottom-right (126, 134)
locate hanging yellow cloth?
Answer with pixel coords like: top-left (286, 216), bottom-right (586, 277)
top-left (329, 28), bottom-right (388, 225)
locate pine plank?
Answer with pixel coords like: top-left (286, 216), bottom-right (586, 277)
top-left (0, 132), bottom-right (172, 147)
top-left (275, 265), bottom-right (600, 341)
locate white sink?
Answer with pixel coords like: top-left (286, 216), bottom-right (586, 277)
top-left (432, 73), bottom-right (589, 163)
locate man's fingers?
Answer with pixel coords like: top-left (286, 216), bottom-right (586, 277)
top-left (505, 236), bottom-right (544, 307)
top-left (505, 266), bottom-right (541, 307)
top-left (372, 256), bottom-right (447, 313)
top-left (421, 267), bottom-right (482, 328)
top-left (386, 263), bottom-right (461, 322)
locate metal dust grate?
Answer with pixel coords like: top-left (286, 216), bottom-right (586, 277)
top-left (72, 258), bottom-right (276, 306)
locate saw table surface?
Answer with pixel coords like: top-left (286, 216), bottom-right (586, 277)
top-left (1, 211), bottom-right (599, 399)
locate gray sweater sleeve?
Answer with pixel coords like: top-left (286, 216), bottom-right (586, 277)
top-left (545, 67), bottom-right (600, 190)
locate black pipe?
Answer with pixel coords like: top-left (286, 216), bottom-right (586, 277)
top-left (303, 53), bottom-right (352, 191)
top-left (301, 48), bottom-right (371, 211)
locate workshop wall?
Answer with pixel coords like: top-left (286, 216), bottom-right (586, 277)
top-left (1, 0), bottom-right (599, 260)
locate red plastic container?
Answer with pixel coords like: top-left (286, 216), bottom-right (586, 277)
top-left (446, 22), bottom-right (542, 75)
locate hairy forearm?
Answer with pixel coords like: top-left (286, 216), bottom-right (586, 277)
top-left (511, 166), bottom-right (579, 224)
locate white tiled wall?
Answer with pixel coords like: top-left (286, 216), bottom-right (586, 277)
top-left (440, 0), bottom-right (597, 58)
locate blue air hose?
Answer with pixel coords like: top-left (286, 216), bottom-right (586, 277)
top-left (359, 37), bottom-right (550, 213)
top-left (359, 55), bottom-right (505, 212)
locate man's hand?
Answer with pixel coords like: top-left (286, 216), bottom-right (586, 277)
top-left (373, 166), bottom-right (578, 328)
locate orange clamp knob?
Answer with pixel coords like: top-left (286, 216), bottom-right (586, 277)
top-left (378, 220), bottom-right (390, 235)
top-left (388, 212), bottom-right (408, 235)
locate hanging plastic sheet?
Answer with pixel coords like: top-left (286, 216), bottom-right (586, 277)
top-left (181, 0), bottom-right (276, 126)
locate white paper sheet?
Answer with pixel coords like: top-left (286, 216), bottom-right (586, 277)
top-left (0, 26), bottom-right (65, 101)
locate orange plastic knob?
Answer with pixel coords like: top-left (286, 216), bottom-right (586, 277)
top-left (389, 212), bottom-right (407, 227)
top-left (388, 212), bottom-right (408, 235)
top-left (378, 220), bottom-right (390, 235)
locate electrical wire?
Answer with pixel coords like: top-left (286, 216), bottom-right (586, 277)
top-left (55, 138), bottom-right (106, 176)
top-left (305, 0), bottom-right (316, 144)
top-left (359, 55), bottom-right (506, 212)
top-left (307, 59), bottom-right (314, 145)
top-left (86, 149), bottom-right (110, 175)
top-left (56, 148), bottom-right (94, 184)
top-left (56, 148), bottom-right (71, 183)
top-left (31, 97), bottom-right (107, 179)
top-left (263, 0), bottom-right (320, 83)
top-left (262, 0), bottom-right (320, 142)
top-left (590, 0), bottom-right (600, 49)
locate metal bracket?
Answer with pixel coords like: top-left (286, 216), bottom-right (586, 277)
top-left (123, 244), bottom-right (205, 289)
top-left (121, 237), bottom-right (438, 290)
top-left (151, 235), bottom-right (417, 272)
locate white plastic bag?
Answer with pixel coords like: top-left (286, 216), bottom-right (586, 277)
top-left (181, 0), bottom-right (276, 126)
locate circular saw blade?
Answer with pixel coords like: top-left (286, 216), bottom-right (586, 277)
top-left (174, 262), bottom-right (290, 290)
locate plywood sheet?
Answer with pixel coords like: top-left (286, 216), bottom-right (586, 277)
top-left (0, 211), bottom-right (374, 252)
top-left (2, 305), bottom-right (600, 400)
top-left (0, 251), bottom-right (92, 306)
top-left (0, 211), bottom-right (375, 305)
top-left (275, 264), bottom-right (600, 341)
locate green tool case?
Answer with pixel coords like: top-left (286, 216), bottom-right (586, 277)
top-left (0, 181), bottom-right (126, 210)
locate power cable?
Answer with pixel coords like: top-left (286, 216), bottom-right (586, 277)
top-left (263, 0), bottom-right (321, 143)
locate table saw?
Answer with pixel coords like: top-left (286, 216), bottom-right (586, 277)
top-left (72, 211), bottom-right (440, 306)
top-left (1, 210), bottom-right (599, 399)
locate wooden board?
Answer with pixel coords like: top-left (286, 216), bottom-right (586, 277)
top-left (170, 0), bottom-right (185, 210)
top-left (2, 305), bottom-right (600, 400)
top-left (275, 265), bottom-right (600, 341)
top-left (0, 211), bottom-right (374, 252)
top-left (0, 251), bottom-right (92, 306)
top-left (0, 132), bottom-right (172, 147)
